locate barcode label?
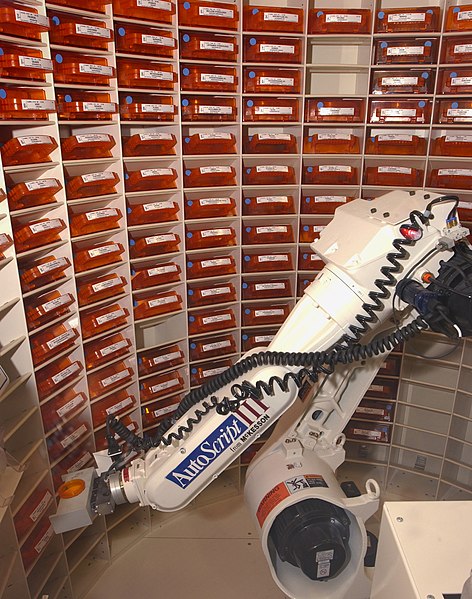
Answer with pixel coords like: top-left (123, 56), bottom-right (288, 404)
top-left (201, 258), bottom-right (231, 268)
top-left (150, 378), bottom-right (180, 393)
top-left (201, 286), bottom-right (230, 297)
top-left (61, 424), bottom-right (87, 448)
top-left (142, 34), bottom-right (175, 46)
top-left (46, 329), bottom-right (76, 350)
top-left (198, 105), bottom-right (233, 114)
top-left (52, 362), bottom-right (80, 385)
top-left (153, 403), bottom-right (179, 418)
top-left (106, 396), bottom-right (133, 415)
top-left (199, 6), bottom-right (233, 18)
top-left (139, 132), bottom-right (173, 140)
top-left (139, 69), bottom-right (173, 80)
top-left (75, 24), bottom-right (110, 38)
top-left (378, 166), bottom-right (412, 174)
top-left (101, 368), bottom-right (131, 388)
top-left (260, 44), bottom-right (295, 54)
top-left (201, 73), bottom-right (234, 84)
top-left (353, 428), bottom-right (382, 439)
top-left (318, 107), bottom-right (354, 116)
top-left (138, 0), bottom-right (171, 9)
top-left (319, 165), bottom-right (351, 173)
top-left (38, 257), bottom-right (68, 275)
top-left (96, 308), bottom-right (125, 325)
top-left (15, 9), bottom-right (49, 26)
top-left (256, 196), bottom-right (288, 204)
top-left (148, 295), bottom-right (179, 307)
top-left (81, 172), bottom-right (115, 183)
top-left (153, 350), bottom-right (181, 364)
top-left (258, 254), bottom-right (288, 262)
top-left (314, 196), bottom-right (346, 203)
top-left (256, 226), bottom-right (287, 234)
top-left (326, 14), bottom-right (361, 23)
top-left (202, 340), bottom-right (231, 352)
top-left (381, 76), bottom-right (418, 86)
top-left (317, 133), bottom-right (351, 141)
top-left (264, 12), bottom-right (298, 22)
top-left (85, 208), bottom-right (118, 221)
top-left (200, 166), bottom-right (232, 174)
top-left (388, 13), bottom-right (426, 23)
top-left (56, 394), bottom-right (83, 418)
top-left (380, 108), bottom-right (416, 116)
top-left (76, 133), bottom-right (110, 144)
top-left (458, 10), bottom-right (472, 21)
top-left (147, 264), bottom-right (178, 277)
top-left (30, 219), bottom-right (61, 233)
top-left (25, 179), bottom-right (57, 191)
top-left (79, 63), bottom-right (113, 76)
top-left (202, 366), bottom-right (227, 377)
top-left (145, 233), bottom-right (176, 244)
top-left (255, 334), bottom-right (274, 343)
top-left (438, 169), bottom-right (472, 177)
top-left (255, 282), bottom-right (285, 291)
top-left (142, 103), bottom-right (174, 113)
top-left (199, 197), bottom-right (231, 205)
top-left (451, 76), bottom-right (472, 87)
top-left (256, 165), bottom-right (288, 173)
top-left (100, 339), bottom-right (129, 357)
top-left (200, 228), bottom-right (231, 237)
top-left (254, 106), bottom-right (293, 115)
top-left (387, 46), bottom-right (424, 56)
top-left (202, 313), bottom-right (231, 324)
top-left (19, 56), bottom-right (52, 70)
top-left (92, 277), bottom-right (122, 293)
top-left (200, 40), bottom-right (234, 51)
top-left (445, 135), bottom-right (472, 142)
top-left (34, 525), bottom-right (54, 555)
top-left (254, 309), bottom-right (284, 317)
top-left (88, 243), bottom-right (119, 258)
top-left (141, 168), bottom-right (173, 177)
top-left (18, 135), bottom-right (51, 146)
top-left (42, 295), bottom-right (70, 313)
top-left (21, 99), bottom-right (55, 111)
top-left (378, 134), bottom-right (413, 142)
top-left (83, 102), bottom-right (115, 112)
top-left (199, 133), bottom-right (232, 140)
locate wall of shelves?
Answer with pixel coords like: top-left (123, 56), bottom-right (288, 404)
top-left (0, 0), bottom-right (471, 597)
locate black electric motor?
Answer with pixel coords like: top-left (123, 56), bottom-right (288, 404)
top-left (268, 499), bottom-right (351, 582)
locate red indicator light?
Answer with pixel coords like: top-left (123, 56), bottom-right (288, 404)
top-left (400, 224), bottom-right (422, 241)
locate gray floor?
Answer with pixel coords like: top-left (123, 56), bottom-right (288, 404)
top-left (85, 494), bottom-right (289, 599)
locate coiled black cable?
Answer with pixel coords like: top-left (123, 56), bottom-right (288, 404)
top-left (106, 195), bottom-right (457, 457)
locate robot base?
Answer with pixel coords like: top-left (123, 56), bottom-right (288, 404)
top-left (244, 444), bottom-right (380, 599)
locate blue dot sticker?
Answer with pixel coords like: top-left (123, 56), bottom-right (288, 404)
top-left (371, 136), bottom-right (375, 142)
top-left (316, 10), bottom-right (323, 17)
top-left (126, 95), bottom-right (133, 104)
top-left (245, 308), bottom-right (250, 314)
top-left (427, 9), bottom-right (433, 14)
top-left (305, 197), bottom-right (311, 203)
top-left (0, 48), bottom-right (3, 57)
top-left (247, 99), bottom-right (254, 107)
top-left (189, 315), bottom-right (195, 322)
top-left (183, 67), bottom-right (190, 76)
top-left (190, 342), bottom-right (196, 349)
top-left (303, 225), bottom-right (309, 231)
top-left (242, 334), bottom-right (248, 340)
top-left (307, 166), bottom-right (313, 173)
top-left (418, 100), bottom-right (426, 108)
top-left (452, 101), bottom-right (459, 109)
top-left (303, 253), bottom-right (308, 259)
top-left (191, 367), bottom-right (197, 374)
top-left (425, 41), bottom-right (432, 47)
top-left (55, 53), bottom-right (63, 63)
top-left (252, 8), bottom-right (258, 14)
top-left (188, 289), bottom-right (194, 295)
top-left (137, 356), bottom-right (142, 363)
top-left (182, 99), bottom-right (189, 106)
top-left (187, 199), bottom-right (193, 206)
top-left (65, 94), bottom-right (72, 102)
top-left (451, 72), bottom-right (458, 78)
top-left (185, 169), bottom-right (191, 176)
top-left (250, 37), bottom-right (257, 46)
top-left (317, 101), bottom-right (324, 108)
top-left (187, 231), bottom-right (193, 238)
top-left (118, 27), bottom-right (125, 36)
top-left (244, 255), bottom-right (250, 261)
top-left (246, 167), bottom-right (251, 174)
top-left (422, 72), bottom-right (429, 79)
top-left (245, 198), bottom-right (251, 204)
top-left (378, 11), bottom-right (384, 19)
top-left (249, 135), bottom-right (253, 141)
top-left (183, 33), bottom-right (190, 42)
top-left (381, 41), bottom-right (388, 49)
top-left (129, 239), bottom-right (136, 246)
top-left (185, 136), bottom-right (190, 143)
top-left (187, 260), bottom-right (193, 267)
top-left (308, 136), bottom-right (313, 142)
top-left (125, 173), bottom-right (129, 179)
top-left (242, 282), bottom-right (248, 288)
top-left (246, 226), bottom-right (251, 232)
top-left (183, 1), bottom-right (190, 8)
top-left (133, 300), bottom-right (138, 307)
top-left (52, 15), bottom-right (60, 24)
top-left (453, 6), bottom-right (460, 13)
top-left (0, 89), bottom-right (6, 100)
top-left (249, 71), bottom-right (256, 79)
top-left (127, 206), bottom-right (132, 214)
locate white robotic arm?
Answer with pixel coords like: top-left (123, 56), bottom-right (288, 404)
top-left (53, 190), bottom-right (472, 598)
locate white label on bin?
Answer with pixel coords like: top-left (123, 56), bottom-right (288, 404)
top-left (199, 166), bottom-right (232, 174)
top-left (254, 106), bottom-right (292, 115)
top-left (438, 169), bottom-right (472, 177)
top-left (199, 133), bottom-right (232, 140)
top-left (201, 73), bottom-right (234, 84)
top-left (106, 396), bottom-right (133, 415)
top-left (75, 24), bottom-right (110, 38)
top-left (260, 44), bottom-right (294, 54)
top-left (256, 165), bottom-right (288, 173)
top-left (202, 313), bottom-right (231, 324)
top-left (142, 34), bottom-right (175, 46)
top-left (101, 368), bottom-right (131, 388)
top-left (140, 69), bottom-right (173, 80)
top-left (202, 366), bottom-right (227, 377)
top-left (88, 243), bottom-right (119, 258)
top-left (150, 378), bottom-right (180, 393)
top-left (30, 219), bottom-right (61, 233)
top-left (447, 108), bottom-right (472, 119)
top-left (141, 168), bottom-right (173, 177)
top-left (388, 13), bottom-right (426, 23)
top-left (326, 14), bottom-right (361, 23)
top-left (198, 105), bottom-right (232, 114)
top-left (454, 44), bottom-right (472, 54)
top-left (15, 10), bottom-right (49, 26)
top-left (318, 107), bottom-right (354, 116)
top-left (38, 257), bottom-right (68, 275)
top-left (378, 166), bottom-right (412, 174)
top-left (56, 394), bottom-right (84, 418)
top-left (255, 282), bottom-right (285, 290)
top-left (42, 295), bottom-right (69, 313)
top-left (199, 197), bottom-right (232, 205)
top-left (85, 208), bottom-right (118, 220)
top-left (353, 428), bottom-right (382, 439)
top-left (143, 200), bottom-right (174, 211)
top-left (141, 103), bottom-right (174, 114)
top-left (25, 179), bottom-right (56, 191)
top-left (145, 233), bottom-right (176, 244)
top-left (18, 135), bottom-right (51, 146)
top-left (52, 362), bottom-right (80, 385)
top-left (199, 6), bottom-right (233, 18)
top-left (356, 407), bottom-right (385, 416)
top-left (257, 133), bottom-right (291, 140)
top-left (81, 172), bottom-right (115, 184)
top-left (201, 228), bottom-right (231, 237)
top-left (256, 196), bottom-right (288, 203)
top-left (369, 384), bottom-right (384, 392)
top-left (153, 403), bottom-right (179, 418)
top-left (147, 264), bottom-right (178, 277)
top-left (148, 295), bottom-right (178, 308)
top-left (46, 329), bottom-right (76, 350)
top-left (96, 308), bottom-right (125, 325)
top-left (83, 102), bottom-right (115, 112)
top-left (312, 225), bottom-right (325, 232)
top-left (201, 286), bottom-right (230, 297)
top-left (200, 41), bottom-right (234, 52)
top-left (139, 132), bottom-right (173, 140)
top-left (378, 134), bottom-right (413, 142)
top-left (381, 76), bottom-right (418, 86)
top-left (100, 339), bottom-right (129, 357)
top-left (19, 56), bottom-right (52, 70)
top-left (317, 133), bottom-right (351, 141)
top-left (256, 226), bottom-right (287, 234)
top-left (138, 0), bottom-right (171, 9)
top-left (202, 340), bottom-right (231, 352)
top-left (259, 76), bottom-right (294, 87)
top-left (34, 525), bottom-right (54, 555)
top-left (314, 196), bottom-right (346, 203)
top-left (380, 108), bottom-right (416, 117)
top-left (387, 46), bottom-right (424, 56)
top-left (21, 99), bottom-right (55, 111)
top-left (76, 133), bottom-right (110, 143)
top-left (79, 63), bottom-right (113, 76)
top-left (264, 11), bottom-right (298, 22)
top-left (459, 201), bottom-right (471, 208)
top-left (67, 452), bottom-right (92, 473)
top-left (61, 424), bottom-right (87, 448)
top-left (258, 254), bottom-right (288, 262)
top-left (254, 309), bottom-right (284, 317)
top-left (201, 258), bottom-right (231, 268)
top-left (451, 76), bottom-right (472, 87)
top-left (445, 135), bottom-right (472, 142)
top-left (254, 334), bottom-right (274, 343)
top-left (458, 10), bottom-right (472, 21)
top-left (319, 165), bottom-right (351, 173)
top-left (152, 350), bottom-right (181, 364)
top-left (92, 277), bottom-right (121, 292)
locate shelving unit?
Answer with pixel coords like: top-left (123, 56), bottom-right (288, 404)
top-left (0, 0), bottom-right (471, 597)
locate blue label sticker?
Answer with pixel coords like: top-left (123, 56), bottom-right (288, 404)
top-left (317, 10), bottom-right (323, 17)
top-left (126, 95), bottom-right (133, 104)
top-left (453, 6), bottom-right (460, 13)
top-left (307, 166), bottom-right (313, 173)
top-left (451, 72), bottom-right (458, 78)
top-left (378, 11), bottom-right (384, 19)
top-left (245, 198), bottom-right (251, 204)
top-left (247, 99), bottom-right (254, 107)
top-left (187, 199), bottom-right (193, 206)
top-left (185, 136), bottom-right (190, 143)
top-left (305, 197), bottom-right (311, 203)
top-left (422, 72), bottom-right (428, 79)
top-left (189, 315), bottom-right (195, 322)
top-left (308, 136), bottom-right (313, 142)
top-left (55, 53), bottom-right (63, 63)
top-left (250, 37), bottom-right (257, 46)
top-left (184, 1), bottom-right (190, 8)
top-left (245, 227), bottom-right (251, 232)
top-left (303, 225), bottom-right (309, 231)
top-left (245, 308), bottom-right (250, 314)
top-left (317, 101), bottom-right (324, 108)
top-left (187, 231), bottom-right (193, 237)
top-left (425, 40), bottom-right (432, 47)
top-left (190, 343), bottom-right (196, 349)
top-left (183, 33), bottom-right (190, 42)
top-left (381, 41), bottom-right (387, 48)
top-left (188, 289), bottom-right (194, 295)
top-left (242, 282), bottom-right (248, 288)
top-left (182, 99), bottom-right (189, 106)
top-left (183, 67), bottom-right (190, 76)
top-left (252, 8), bottom-right (258, 14)
top-left (129, 239), bottom-right (136, 246)
top-left (246, 168), bottom-right (251, 174)
top-left (65, 94), bottom-right (72, 102)
top-left (418, 100), bottom-right (426, 107)
top-left (191, 367), bottom-right (197, 374)
top-left (185, 169), bottom-right (191, 176)
top-left (244, 255), bottom-right (250, 261)
top-left (0, 88), bottom-right (6, 100)
top-left (187, 261), bottom-right (193, 267)
top-left (303, 253), bottom-right (308, 259)
top-left (118, 27), bottom-right (125, 36)
top-left (452, 101), bottom-right (459, 109)
top-left (0, 48), bottom-right (3, 56)
top-left (52, 15), bottom-right (60, 24)
top-left (127, 207), bottom-right (132, 214)
top-left (242, 334), bottom-right (248, 340)
top-left (249, 71), bottom-right (256, 79)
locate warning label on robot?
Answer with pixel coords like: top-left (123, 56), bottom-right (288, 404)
top-left (256, 475), bottom-right (328, 527)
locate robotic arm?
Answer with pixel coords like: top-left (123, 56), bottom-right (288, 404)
top-left (53, 189), bottom-right (472, 599)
